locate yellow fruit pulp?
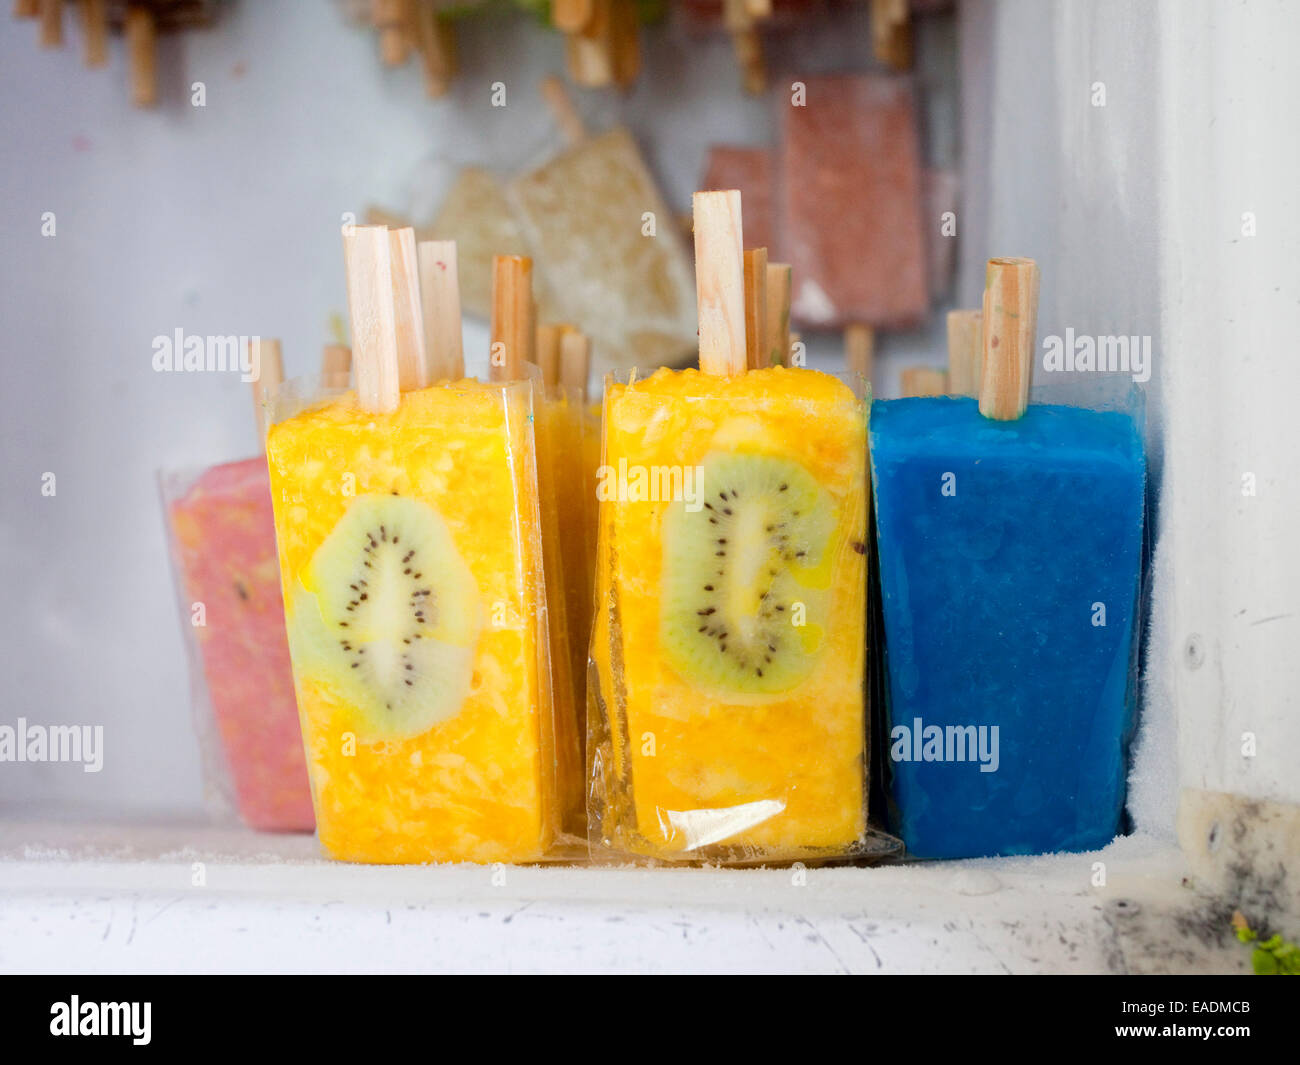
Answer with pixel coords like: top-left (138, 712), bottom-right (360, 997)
top-left (592, 367), bottom-right (868, 860)
top-left (265, 381), bottom-right (555, 863)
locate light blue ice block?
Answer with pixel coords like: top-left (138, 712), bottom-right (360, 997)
top-left (869, 396), bottom-right (1145, 859)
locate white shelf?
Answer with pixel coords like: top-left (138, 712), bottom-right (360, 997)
top-left (0, 821), bottom-right (1247, 974)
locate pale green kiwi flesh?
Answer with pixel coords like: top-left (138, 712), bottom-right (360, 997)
top-left (287, 494), bottom-right (480, 739)
top-left (659, 451), bottom-right (835, 699)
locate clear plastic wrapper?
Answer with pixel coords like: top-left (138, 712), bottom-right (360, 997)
top-left (532, 384), bottom-right (590, 838)
top-left (868, 386), bottom-right (1148, 858)
top-left (265, 374), bottom-right (562, 864)
top-left (588, 365), bottom-right (894, 864)
top-left (160, 458), bottom-right (315, 833)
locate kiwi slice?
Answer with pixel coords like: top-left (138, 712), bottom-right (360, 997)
top-left (287, 494), bottom-right (480, 739)
top-left (660, 451), bottom-right (836, 698)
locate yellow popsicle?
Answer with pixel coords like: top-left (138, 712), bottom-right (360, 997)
top-left (590, 366), bottom-right (868, 861)
top-left (266, 380), bottom-right (555, 864)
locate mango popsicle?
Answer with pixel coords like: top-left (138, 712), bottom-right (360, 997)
top-left (589, 191), bottom-right (870, 862)
top-left (266, 228), bottom-right (558, 863)
top-left (869, 259), bottom-right (1146, 858)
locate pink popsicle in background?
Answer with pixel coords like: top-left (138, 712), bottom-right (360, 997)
top-left (162, 339), bottom-right (342, 832)
top-left (167, 456), bottom-right (313, 832)
top-left (778, 73), bottom-right (927, 381)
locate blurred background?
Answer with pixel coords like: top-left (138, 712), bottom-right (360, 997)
top-left (1, 0), bottom-right (1295, 869)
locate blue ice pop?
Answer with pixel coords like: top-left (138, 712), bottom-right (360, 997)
top-left (868, 259), bottom-right (1146, 858)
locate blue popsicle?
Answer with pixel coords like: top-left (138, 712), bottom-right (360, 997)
top-left (868, 258), bottom-right (1146, 859)
top-left (869, 397), bottom-right (1145, 857)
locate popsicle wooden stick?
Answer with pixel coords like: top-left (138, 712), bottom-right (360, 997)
top-left (946, 308), bottom-right (983, 397)
top-left (610, 0), bottom-right (640, 89)
top-left (845, 324), bottom-right (875, 381)
top-left (723, 0), bottom-right (765, 94)
top-left (412, 3), bottom-right (456, 98)
top-left (321, 344), bottom-right (352, 381)
top-left (125, 7), bottom-right (156, 108)
top-left (14, 1), bottom-right (39, 19)
top-left (979, 257), bottom-right (1039, 421)
top-left (490, 255), bottom-right (535, 382)
top-left (541, 75), bottom-right (587, 146)
top-left (871, 0), bottom-right (913, 71)
top-left (39, 0), bottom-right (62, 47)
top-left (79, 0), bottom-right (108, 68)
top-left (250, 338), bottom-right (284, 444)
top-left (535, 324), bottom-right (565, 389)
top-left (744, 247), bottom-right (769, 370)
top-left (765, 262), bottom-right (791, 368)
top-left (343, 224), bottom-right (400, 413)
top-left (567, 0), bottom-right (615, 88)
top-left (900, 366), bottom-right (948, 398)
top-left (693, 190), bottom-right (747, 377)
top-left (387, 226), bottom-right (430, 392)
top-left (553, 0), bottom-right (593, 33)
top-left (560, 329), bottom-right (591, 402)
top-left (365, 205), bottom-right (412, 230)
top-left (417, 239), bottom-right (465, 380)
top-left (373, 0), bottom-right (413, 66)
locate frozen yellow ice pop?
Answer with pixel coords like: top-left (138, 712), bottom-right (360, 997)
top-left (265, 227), bottom-right (557, 864)
top-left (589, 191), bottom-right (869, 862)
